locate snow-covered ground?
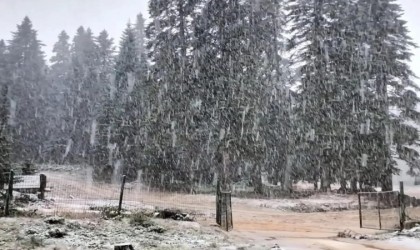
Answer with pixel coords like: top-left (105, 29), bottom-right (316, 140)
top-left (388, 237), bottom-right (420, 250)
top-left (0, 216), bottom-right (232, 250)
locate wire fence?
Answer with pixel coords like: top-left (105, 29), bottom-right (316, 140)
top-left (5, 169), bottom-right (218, 219)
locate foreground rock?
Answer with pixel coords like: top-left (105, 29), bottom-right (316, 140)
top-left (44, 216), bottom-right (65, 225)
top-left (114, 243), bottom-right (134, 250)
top-left (153, 209), bottom-right (194, 221)
top-left (48, 228), bottom-right (67, 238)
top-left (337, 229), bottom-right (371, 240)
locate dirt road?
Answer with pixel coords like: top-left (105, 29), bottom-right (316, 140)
top-left (217, 201), bottom-right (419, 249)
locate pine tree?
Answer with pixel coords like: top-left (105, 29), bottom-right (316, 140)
top-left (110, 23), bottom-right (142, 182)
top-left (68, 26), bottom-right (100, 163)
top-left (135, 13), bottom-right (146, 58)
top-left (146, 0), bottom-right (203, 190)
top-left (287, 0), bottom-right (365, 191)
top-left (45, 31), bottom-right (73, 163)
top-left (193, 0), bottom-right (275, 191)
top-left (286, 0), bottom-right (419, 192)
top-left (0, 39), bottom-right (11, 187)
top-left (7, 17), bottom-right (47, 163)
top-left (249, 0), bottom-right (295, 191)
top-left (93, 30), bottom-right (115, 182)
top-left (356, 0), bottom-right (419, 190)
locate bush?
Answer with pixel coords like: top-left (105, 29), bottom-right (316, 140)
top-left (100, 206), bottom-right (120, 219)
top-left (129, 211), bottom-right (154, 228)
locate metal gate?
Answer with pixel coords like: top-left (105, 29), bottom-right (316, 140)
top-left (358, 190), bottom-right (401, 230)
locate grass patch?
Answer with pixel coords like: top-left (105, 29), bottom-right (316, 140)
top-left (89, 205), bottom-right (124, 219)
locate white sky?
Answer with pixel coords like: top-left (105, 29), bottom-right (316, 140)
top-left (0, 0), bottom-right (419, 84)
top-left (0, 0), bottom-right (149, 60)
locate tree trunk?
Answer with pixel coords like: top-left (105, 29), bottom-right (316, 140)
top-left (321, 167), bottom-right (331, 192)
top-left (381, 173), bottom-right (393, 191)
top-left (251, 165), bottom-right (263, 194)
top-left (351, 178), bottom-right (358, 193)
top-left (283, 154), bottom-right (293, 192)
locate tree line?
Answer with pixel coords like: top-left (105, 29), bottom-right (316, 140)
top-left (0, 0), bottom-right (419, 193)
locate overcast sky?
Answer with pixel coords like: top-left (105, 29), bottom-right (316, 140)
top-left (0, 0), bottom-right (149, 59)
top-left (0, 0), bottom-right (419, 84)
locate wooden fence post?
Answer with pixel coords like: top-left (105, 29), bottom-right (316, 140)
top-left (219, 191), bottom-right (233, 231)
top-left (118, 175), bottom-right (126, 215)
top-left (220, 192), bottom-right (227, 230)
top-left (358, 193), bottom-right (362, 228)
top-left (377, 195), bottom-right (382, 230)
top-left (399, 181), bottom-right (406, 230)
top-left (5, 170), bottom-right (14, 216)
top-left (216, 179), bottom-right (221, 225)
top-left (39, 174), bottom-right (47, 199)
top-left (226, 191), bottom-right (233, 231)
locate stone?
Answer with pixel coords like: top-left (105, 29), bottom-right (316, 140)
top-left (25, 229), bottom-right (38, 235)
top-left (148, 226), bottom-right (166, 234)
top-left (44, 216), bottom-right (65, 225)
top-left (48, 228), bottom-right (67, 238)
top-left (114, 243), bottom-right (134, 250)
top-left (67, 221), bottom-right (82, 230)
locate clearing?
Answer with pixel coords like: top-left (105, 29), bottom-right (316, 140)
top-left (1, 169), bottom-right (420, 249)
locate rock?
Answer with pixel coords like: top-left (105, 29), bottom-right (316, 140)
top-left (148, 226), bottom-right (166, 234)
top-left (174, 213), bottom-right (194, 221)
top-left (338, 229), bottom-right (369, 240)
top-left (48, 228), bottom-right (67, 238)
top-left (25, 229), bottom-right (38, 235)
top-left (27, 194), bottom-right (39, 202)
top-left (114, 243), bottom-right (134, 250)
top-left (44, 216), bottom-right (65, 225)
top-left (67, 221), bottom-right (81, 230)
top-left (12, 191), bottom-right (21, 197)
top-left (271, 244), bottom-right (285, 250)
top-left (14, 193), bottom-right (39, 204)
